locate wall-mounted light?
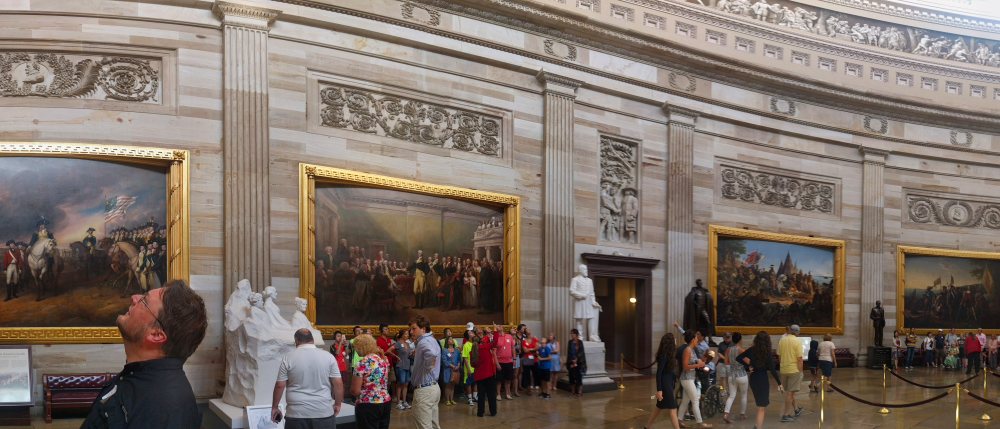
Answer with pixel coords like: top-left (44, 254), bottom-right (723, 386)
top-left (629, 297), bottom-right (637, 304)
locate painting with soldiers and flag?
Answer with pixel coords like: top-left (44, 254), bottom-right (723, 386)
top-left (0, 156), bottom-right (167, 328)
top-left (710, 225), bottom-right (845, 334)
top-left (899, 246), bottom-right (1000, 331)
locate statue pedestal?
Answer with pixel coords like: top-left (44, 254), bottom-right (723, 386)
top-left (559, 341), bottom-right (617, 392)
top-left (208, 398), bottom-right (356, 428)
top-left (868, 346), bottom-right (893, 369)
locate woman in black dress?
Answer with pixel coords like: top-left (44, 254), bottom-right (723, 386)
top-left (643, 333), bottom-right (680, 429)
top-left (736, 331), bottom-right (783, 429)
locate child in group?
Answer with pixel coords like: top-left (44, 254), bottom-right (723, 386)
top-left (944, 344), bottom-right (960, 370)
top-left (442, 339), bottom-right (461, 405)
top-left (393, 329), bottom-right (413, 410)
top-left (537, 337), bottom-right (553, 399)
top-left (806, 340), bottom-right (820, 392)
top-left (462, 330), bottom-right (478, 405)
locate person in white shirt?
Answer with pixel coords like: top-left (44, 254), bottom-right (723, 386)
top-left (272, 329), bottom-right (344, 428)
top-left (923, 333), bottom-right (935, 368)
top-left (817, 334), bottom-right (837, 392)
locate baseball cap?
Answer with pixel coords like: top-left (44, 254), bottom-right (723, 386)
top-left (466, 322), bottom-right (475, 331)
top-left (790, 324), bottom-right (801, 334)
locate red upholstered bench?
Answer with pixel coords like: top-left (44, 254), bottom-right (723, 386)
top-left (44, 373), bottom-right (115, 422)
top-left (834, 348), bottom-right (856, 368)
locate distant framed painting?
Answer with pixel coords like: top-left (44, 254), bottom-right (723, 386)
top-left (897, 246), bottom-right (1000, 332)
top-left (709, 225), bottom-right (845, 335)
top-left (0, 143), bottom-right (189, 344)
top-left (299, 164), bottom-right (520, 337)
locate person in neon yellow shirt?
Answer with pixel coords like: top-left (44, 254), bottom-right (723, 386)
top-left (461, 329), bottom-right (477, 405)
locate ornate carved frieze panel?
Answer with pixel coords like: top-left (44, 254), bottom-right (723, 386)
top-left (906, 191), bottom-right (1000, 229)
top-left (599, 135), bottom-right (641, 245)
top-left (692, 0), bottom-right (1000, 69)
top-left (544, 39), bottom-right (578, 61)
top-left (718, 161), bottom-right (837, 214)
top-left (668, 71), bottom-right (697, 91)
top-left (312, 74), bottom-right (510, 159)
top-left (864, 116), bottom-right (888, 134)
top-left (0, 52), bottom-right (160, 103)
top-left (769, 96), bottom-right (797, 115)
top-left (400, 2), bottom-right (441, 26)
top-left (950, 130), bottom-right (973, 146)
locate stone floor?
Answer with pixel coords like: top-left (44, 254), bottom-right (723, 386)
top-left (31, 367), bottom-right (1000, 428)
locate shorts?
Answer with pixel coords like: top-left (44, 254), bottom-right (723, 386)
top-left (779, 371), bottom-right (803, 393)
top-left (466, 373), bottom-right (475, 385)
top-left (396, 368), bottom-right (411, 384)
top-left (500, 363), bottom-right (514, 380)
top-left (537, 369), bottom-right (550, 382)
top-left (819, 361), bottom-right (833, 377)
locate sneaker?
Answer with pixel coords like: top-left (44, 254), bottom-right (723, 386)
top-left (780, 415), bottom-right (795, 423)
top-left (396, 403), bottom-right (405, 410)
top-left (505, 394), bottom-right (513, 400)
top-left (404, 401), bottom-right (413, 410)
top-left (794, 407), bottom-right (803, 417)
top-left (468, 398), bottom-right (475, 406)
top-left (497, 396), bottom-right (503, 401)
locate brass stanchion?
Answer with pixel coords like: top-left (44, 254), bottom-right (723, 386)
top-left (955, 383), bottom-right (961, 429)
top-left (618, 353), bottom-right (625, 390)
top-left (819, 375), bottom-right (826, 428)
top-left (878, 364), bottom-right (890, 414)
top-left (981, 368), bottom-right (992, 421)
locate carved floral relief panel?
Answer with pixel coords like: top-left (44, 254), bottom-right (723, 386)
top-left (0, 52), bottom-right (160, 103)
top-left (906, 191), bottom-right (1000, 229)
top-left (598, 135), bottom-right (640, 245)
top-left (315, 78), bottom-right (507, 158)
top-left (717, 160), bottom-right (838, 215)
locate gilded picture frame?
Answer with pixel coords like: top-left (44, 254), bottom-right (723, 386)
top-left (299, 164), bottom-right (521, 338)
top-left (897, 245), bottom-right (1000, 332)
top-left (0, 142), bottom-right (189, 344)
top-left (709, 225), bottom-right (845, 335)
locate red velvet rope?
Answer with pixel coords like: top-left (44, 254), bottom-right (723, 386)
top-left (967, 389), bottom-right (1000, 408)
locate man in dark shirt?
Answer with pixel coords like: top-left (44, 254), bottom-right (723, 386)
top-left (81, 279), bottom-right (208, 429)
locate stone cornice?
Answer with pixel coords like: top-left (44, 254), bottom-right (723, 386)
top-left (213, 0), bottom-right (281, 31)
top-left (273, 0), bottom-right (1000, 133)
top-left (815, 0), bottom-right (1000, 34)
top-left (663, 103), bottom-right (700, 125)
top-left (634, 0), bottom-right (1000, 83)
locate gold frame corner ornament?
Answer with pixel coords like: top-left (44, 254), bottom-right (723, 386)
top-left (708, 225), bottom-right (845, 335)
top-left (896, 245), bottom-right (1000, 334)
top-left (0, 142), bottom-right (190, 344)
top-left (298, 164), bottom-right (521, 337)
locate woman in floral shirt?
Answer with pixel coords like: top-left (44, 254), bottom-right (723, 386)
top-left (351, 334), bottom-right (392, 429)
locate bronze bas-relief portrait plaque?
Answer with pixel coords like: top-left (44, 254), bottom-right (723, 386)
top-left (710, 225), bottom-right (845, 335)
top-left (300, 165), bottom-right (520, 336)
top-left (0, 143), bottom-right (189, 343)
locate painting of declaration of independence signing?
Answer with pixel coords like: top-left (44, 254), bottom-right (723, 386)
top-left (313, 185), bottom-right (506, 326)
top-left (900, 249), bottom-right (1000, 330)
top-left (713, 227), bottom-right (841, 331)
top-left (0, 157), bottom-right (167, 328)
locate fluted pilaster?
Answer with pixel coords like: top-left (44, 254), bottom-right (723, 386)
top-left (538, 70), bottom-right (581, 340)
top-left (664, 105), bottom-right (698, 329)
top-left (860, 147), bottom-right (889, 353)
top-left (215, 1), bottom-right (280, 294)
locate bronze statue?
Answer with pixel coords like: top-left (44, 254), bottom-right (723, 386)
top-left (683, 279), bottom-right (715, 338)
top-left (870, 300), bottom-right (886, 347)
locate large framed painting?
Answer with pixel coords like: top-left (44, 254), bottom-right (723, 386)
top-left (0, 143), bottom-right (189, 343)
top-left (709, 225), bottom-right (845, 335)
top-left (897, 246), bottom-right (1000, 332)
top-left (299, 164), bottom-right (520, 337)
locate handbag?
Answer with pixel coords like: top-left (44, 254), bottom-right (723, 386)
top-left (451, 369), bottom-right (459, 384)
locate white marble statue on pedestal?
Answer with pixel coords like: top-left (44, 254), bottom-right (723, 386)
top-left (569, 264), bottom-right (602, 342)
top-left (221, 280), bottom-right (324, 408)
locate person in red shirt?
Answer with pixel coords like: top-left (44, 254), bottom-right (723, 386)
top-left (376, 324), bottom-right (397, 394)
top-left (966, 331), bottom-right (983, 375)
top-left (494, 324), bottom-right (516, 400)
top-left (521, 328), bottom-right (540, 394)
top-left (331, 331), bottom-right (349, 374)
top-left (473, 327), bottom-right (500, 417)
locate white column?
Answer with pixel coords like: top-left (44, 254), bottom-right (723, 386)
top-left (663, 105), bottom-right (699, 330)
top-left (214, 1), bottom-right (280, 294)
top-left (538, 70), bottom-right (582, 339)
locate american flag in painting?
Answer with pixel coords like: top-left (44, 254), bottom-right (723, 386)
top-left (104, 196), bottom-right (137, 223)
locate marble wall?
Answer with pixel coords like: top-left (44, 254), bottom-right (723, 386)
top-left (1, 0), bottom-right (1000, 412)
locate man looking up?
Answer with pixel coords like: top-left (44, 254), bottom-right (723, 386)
top-left (81, 280), bottom-right (207, 428)
top-left (271, 328), bottom-right (344, 429)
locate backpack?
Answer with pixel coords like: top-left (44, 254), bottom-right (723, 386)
top-left (469, 340), bottom-right (480, 366)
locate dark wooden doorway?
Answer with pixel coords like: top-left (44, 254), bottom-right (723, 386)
top-left (582, 253), bottom-right (660, 375)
